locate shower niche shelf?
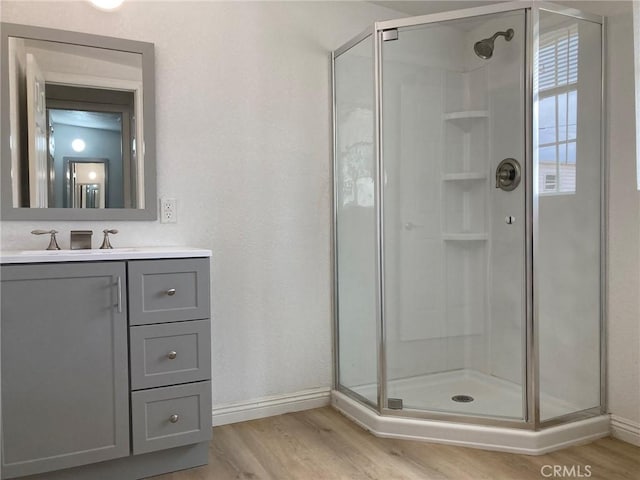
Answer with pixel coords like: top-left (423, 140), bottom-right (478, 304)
top-left (442, 173), bottom-right (486, 181)
top-left (443, 110), bottom-right (489, 119)
top-left (442, 118), bottom-right (488, 173)
top-left (439, 66), bottom-right (490, 372)
top-left (442, 233), bottom-right (488, 241)
top-left (443, 110), bottom-right (489, 131)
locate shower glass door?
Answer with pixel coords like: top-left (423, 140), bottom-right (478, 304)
top-left (334, 34), bottom-right (379, 407)
top-left (381, 10), bottom-right (527, 420)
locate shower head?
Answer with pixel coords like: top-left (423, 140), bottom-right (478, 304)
top-left (474, 28), bottom-right (514, 59)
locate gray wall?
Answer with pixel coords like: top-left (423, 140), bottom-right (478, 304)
top-left (51, 123), bottom-right (124, 208)
top-left (606, 7), bottom-right (640, 434)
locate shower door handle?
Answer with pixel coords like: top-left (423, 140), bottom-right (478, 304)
top-left (404, 222), bottom-right (424, 231)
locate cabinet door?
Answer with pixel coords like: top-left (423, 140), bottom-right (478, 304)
top-left (1, 262), bottom-right (130, 478)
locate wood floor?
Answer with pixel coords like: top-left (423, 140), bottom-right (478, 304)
top-left (150, 407), bottom-right (640, 480)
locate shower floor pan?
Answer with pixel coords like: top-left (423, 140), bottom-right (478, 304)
top-left (333, 370), bottom-right (609, 454)
top-left (350, 369), bottom-right (576, 419)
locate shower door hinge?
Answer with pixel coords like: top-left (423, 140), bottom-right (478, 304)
top-left (382, 29), bottom-right (399, 42)
top-left (388, 398), bottom-right (403, 410)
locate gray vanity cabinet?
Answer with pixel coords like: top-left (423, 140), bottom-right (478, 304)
top-left (127, 258), bottom-right (212, 455)
top-left (1, 254), bottom-right (211, 480)
top-left (1, 262), bottom-right (130, 478)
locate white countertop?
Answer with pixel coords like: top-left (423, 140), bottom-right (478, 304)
top-left (0, 246), bottom-right (212, 264)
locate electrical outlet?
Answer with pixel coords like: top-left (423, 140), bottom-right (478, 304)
top-left (160, 197), bottom-right (177, 224)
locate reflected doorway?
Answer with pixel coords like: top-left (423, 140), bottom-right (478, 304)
top-left (65, 158), bottom-right (108, 208)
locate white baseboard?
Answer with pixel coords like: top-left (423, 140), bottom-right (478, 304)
top-left (610, 415), bottom-right (640, 446)
top-left (212, 387), bottom-right (331, 426)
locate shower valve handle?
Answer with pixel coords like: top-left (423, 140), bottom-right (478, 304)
top-left (498, 169), bottom-right (514, 181)
top-left (495, 158), bottom-right (521, 191)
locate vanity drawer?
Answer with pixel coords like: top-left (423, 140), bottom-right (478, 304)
top-left (130, 320), bottom-right (211, 390)
top-left (129, 258), bottom-right (210, 325)
top-left (131, 381), bottom-right (211, 455)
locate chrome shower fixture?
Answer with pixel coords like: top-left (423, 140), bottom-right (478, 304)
top-left (474, 28), bottom-right (514, 59)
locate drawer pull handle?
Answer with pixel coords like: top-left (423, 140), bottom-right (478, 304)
top-left (169, 414), bottom-right (180, 423)
top-left (167, 351), bottom-right (177, 360)
top-left (166, 288), bottom-right (176, 296)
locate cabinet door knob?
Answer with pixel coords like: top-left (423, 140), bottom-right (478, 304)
top-left (167, 351), bottom-right (177, 360)
top-left (166, 288), bottom-right (176, 296)
top-left (169, 414), bottom-right (179, 423)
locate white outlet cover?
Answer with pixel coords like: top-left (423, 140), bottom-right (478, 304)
top-left (160, 197), bottom-right (177, 224)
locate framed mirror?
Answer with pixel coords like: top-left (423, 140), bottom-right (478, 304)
top-left (1, 23), bottom-right (156, 220)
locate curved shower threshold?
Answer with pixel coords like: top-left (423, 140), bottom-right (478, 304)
top-left (331, 390), bottom-right (610, 455)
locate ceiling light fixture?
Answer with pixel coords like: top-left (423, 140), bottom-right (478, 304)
top-left (89, 0), bottom-right (124, 11)
top-left (71, 139), bottom-right (86, 152)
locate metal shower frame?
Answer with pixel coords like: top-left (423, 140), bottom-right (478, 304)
top-left (331, 1), bottom-right (606, 431)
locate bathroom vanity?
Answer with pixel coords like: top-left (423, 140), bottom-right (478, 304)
top-left (0, 247), bottom-right (211, 479)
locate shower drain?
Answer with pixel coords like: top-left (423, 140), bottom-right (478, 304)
top-left (451, 394), bottom-right (474, 403)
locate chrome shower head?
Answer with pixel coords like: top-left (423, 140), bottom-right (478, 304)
top-left (474, 28), bottom-right (514, 59)
top-left (473, 40), bottom-right (494, 59)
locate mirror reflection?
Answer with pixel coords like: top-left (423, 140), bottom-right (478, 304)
top-left (7, 36), bottom-right (143, 209)
top-left (67, 159), bottom-right (108, 209)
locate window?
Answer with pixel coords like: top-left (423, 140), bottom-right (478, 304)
top-left (339, 107), bottom-right (374, 208)
top-left (544, 174), bottom-right (557, 191)
top-left (538, 24), bottom-right (578, 194)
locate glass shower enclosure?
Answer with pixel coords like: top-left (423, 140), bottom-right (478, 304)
top-left (333, 2), bottom-right (604, 429)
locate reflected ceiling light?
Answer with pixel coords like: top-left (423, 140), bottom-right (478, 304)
top-left (88, 171), bottom-right (97, 180)
top-left (89, 0), bottom-right (124, 11)
top-left (71, 139), bottom-right (86, 152)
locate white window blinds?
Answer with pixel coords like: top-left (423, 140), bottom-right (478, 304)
top-left (539, 24), bottom-right (579, 91)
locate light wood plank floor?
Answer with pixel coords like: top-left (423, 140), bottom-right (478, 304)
top-left (150, 407), bottom-right (640, 480)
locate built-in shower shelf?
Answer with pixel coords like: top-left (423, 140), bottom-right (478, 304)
top-left (443, 110), bottom-right (489, 120)
top-left (442, 233), bottom-right (488, 241)
top-left (443, 173), bottom-right (487, 181)
top-left (443, 110), bottom-right (489, 131)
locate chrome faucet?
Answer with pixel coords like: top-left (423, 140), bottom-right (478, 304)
top-left (31, 229), bottom-right (61, 250)
top-left (100, 229), bottom-right (119, 249)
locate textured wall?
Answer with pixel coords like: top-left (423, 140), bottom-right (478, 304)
top-left (2, 1), bottom-right (638, 428)
top-left (0, 0), bottom-right (400, 407)
top-left (606, 9), bottom-right (640, 425)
